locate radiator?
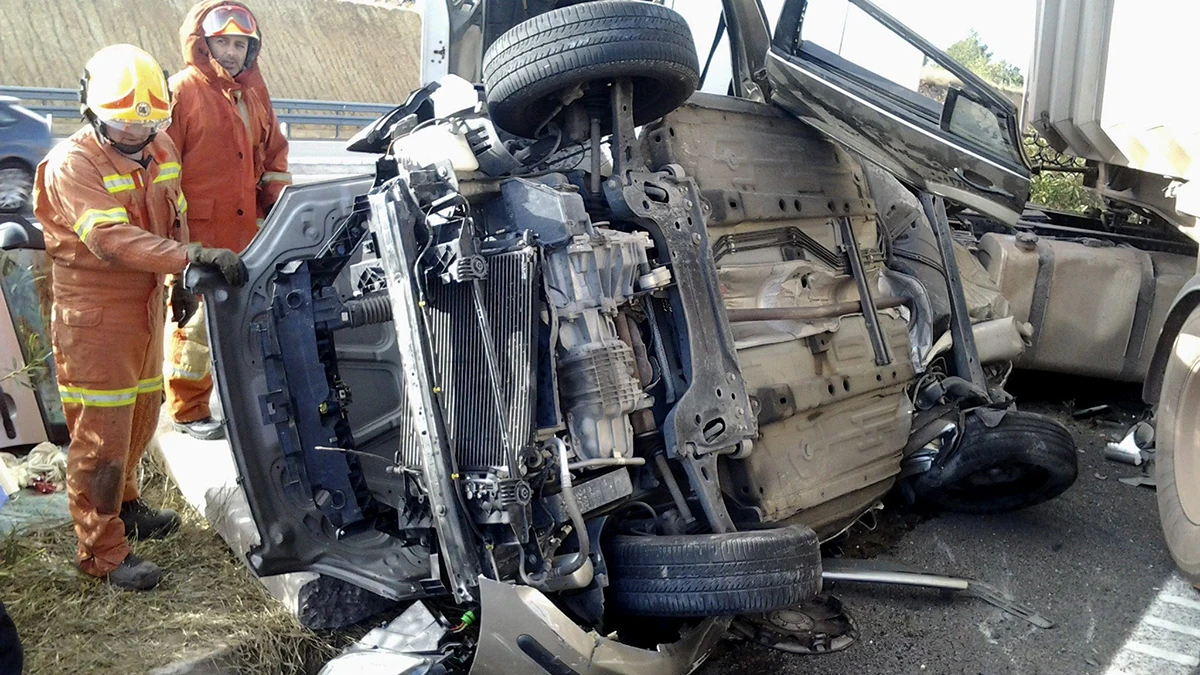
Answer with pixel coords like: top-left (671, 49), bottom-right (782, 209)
top-left (396, 247), bottom-right (539, 472)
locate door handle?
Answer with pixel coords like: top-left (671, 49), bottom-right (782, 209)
top-left (954, 167), bottom-right (1015, 200)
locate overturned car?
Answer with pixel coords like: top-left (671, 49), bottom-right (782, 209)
top-left (194, 0), bottom-right (1079, 672)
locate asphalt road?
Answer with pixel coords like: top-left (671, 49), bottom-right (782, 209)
top-left (698, 374), bottom-right (1198, 675)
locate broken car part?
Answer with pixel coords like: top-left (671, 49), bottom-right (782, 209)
top-left (821, 558), bottom-right (1054, 629)
top-left (905, 409), bottom-right (1078, 514)
top-left (730, 594), bottom-right (859, 655)
top-left (1105, 421), bottom-right (1155, 467)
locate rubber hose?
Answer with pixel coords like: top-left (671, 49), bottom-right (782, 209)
top-left (344, 292), bottom-right (393, 327)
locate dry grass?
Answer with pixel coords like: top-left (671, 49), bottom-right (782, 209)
top-left (0, 0), bottom-right (421, 104)
top-left (0, 449), bottom-right (343, 675)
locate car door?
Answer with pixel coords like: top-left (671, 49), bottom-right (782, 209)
top-left (764, 0), bottom-right (1031, 224)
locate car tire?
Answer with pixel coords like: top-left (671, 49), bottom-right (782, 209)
top-left (909, 409), bottom-right (1078, 514)
top-left (0, 159), bottom-right (34, 213)
top-left (481, 0), bottom-right (700, 139)
top-left (606, 525), bottom-right (822, 617)
top-left (1155, 304), bottom-right (1200, 585)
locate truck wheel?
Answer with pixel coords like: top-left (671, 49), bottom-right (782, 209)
top-left (909, 410), bottom-right (1077, 514)
top-left (481, 0), bottom-right (699, 139)
top-left (606, 525), bottom-right (822, 617)
top-left (1156, 304), bottom-right (1200, 585)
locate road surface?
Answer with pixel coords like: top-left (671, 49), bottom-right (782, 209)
top-left (698, 375), bottom-right (1197, 675)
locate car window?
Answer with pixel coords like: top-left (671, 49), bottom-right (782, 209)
top-left (794, 0), bottom-right (1017, 160)
top-left (799, 1), bottom-right (961, 119)
top-left (0, 106), bottom-right (18, 127)
top-left (945, 91), bottom-right (1012, 154)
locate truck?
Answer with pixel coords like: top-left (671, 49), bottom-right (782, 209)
top-left (1025, 0), bottom-right (1200, 586)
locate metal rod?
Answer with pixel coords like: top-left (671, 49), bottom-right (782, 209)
top-left (589, 116), bottom-right (602, 198)
top-left (822, 568), bottom-right (969, 590)
top-left (566, 457), bottom-right (647, 471)
top-left (654, 453), bottom-right (696, 524)
top-left (725, 296), bottom-right (908, 323)
top-left (471, 279), bottom-right (513, 462)
top-left (838, 216), bottom-right (893, 365)
top-left (645, 301), bottom-right (677, 404)
top-left (919, 193), bottom-right (988, 389)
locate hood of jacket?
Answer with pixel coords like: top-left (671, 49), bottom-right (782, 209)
top-left (180, 0), bottom-right (267, 91)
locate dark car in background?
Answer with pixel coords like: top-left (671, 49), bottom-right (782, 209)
top-left (0, 96), bottom-right (52, 213)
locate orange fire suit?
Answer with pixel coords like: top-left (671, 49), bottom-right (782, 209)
top-left (34, 127), bottom-right (191, 576)
top-left (164, 0), bottom-right (290, 424)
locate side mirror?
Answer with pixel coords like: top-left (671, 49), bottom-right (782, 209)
top-left (0, 221), bottom-right (30, 251)
top-left (0, 214), bottom-right (45, 251)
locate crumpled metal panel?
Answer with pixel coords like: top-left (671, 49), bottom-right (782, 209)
top-left (469, 578), bottom-right (729, 675)
top-left (729, 315), bottom-right (914, 538)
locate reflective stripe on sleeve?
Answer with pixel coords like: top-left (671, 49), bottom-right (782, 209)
top-left (154, 162), bottom-right (182, 184)
top-left (168, 365), bottom-right (208, 381)
top-left (59, 376), bottom-right (164, 407)
top-left (73, 206), bottom-right (130, 242)
top-left (176, 192), bottom-right (188, 214)
top-left (260, 172), bottom-right (292, 185)
top-left (101, 173), bottom-right (137, 193)
top-left (138, 375), bottom-right (163, 393)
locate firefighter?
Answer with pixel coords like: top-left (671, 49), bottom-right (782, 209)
top-left (34, 44), bottom-right (247, 590)
top-left (165, 1), bottom-right (290, 440)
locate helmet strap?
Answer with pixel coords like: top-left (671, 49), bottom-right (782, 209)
top-left (87, 113), bottom-right (155, 156)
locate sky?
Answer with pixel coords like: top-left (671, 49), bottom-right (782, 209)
top-left (669, 0), bottom-right (1038, 95)
top-left (672, 0), bottom-right (1036, 72)
top-left (869, 0), bottom-right (1037, 71)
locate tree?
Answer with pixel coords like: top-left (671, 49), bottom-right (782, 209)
top-left (946, 30), bottom-right (1024, 89)
top-left (943, 31), bottom-right (1096, 213)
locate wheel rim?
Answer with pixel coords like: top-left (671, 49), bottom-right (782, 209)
top-left (941, 463), bottom-right (1049, 503)
top-left (1171, 331), bottom-right (1200, 524)
top-left (0, 167), bottom-right (32, 211)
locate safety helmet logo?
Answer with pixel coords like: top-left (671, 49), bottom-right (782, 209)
top-left (135, 102), bottom-right (151, 118)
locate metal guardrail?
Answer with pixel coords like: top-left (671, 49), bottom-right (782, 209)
top-left (0, 86), bottom-right (394, 138)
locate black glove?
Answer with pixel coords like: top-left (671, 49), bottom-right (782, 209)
top-left (187, 244), bottom-right (248, 287)
top-left (170, 282), bottom-right (199, 327)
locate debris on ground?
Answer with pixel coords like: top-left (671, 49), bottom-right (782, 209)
top-left (1, 442), bottom-right (67, 490)
top-left (0, 446), bottom-right (345, 675)
top-left (1072, 404), bottom-right (1112, 420)
top-left (1104, 421), bottom-right (1154, 466)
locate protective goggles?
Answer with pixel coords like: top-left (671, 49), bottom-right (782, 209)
top-left (103, 117), bottom-right (172, 134)
top-left (202, 5), bottom-right (258, 37)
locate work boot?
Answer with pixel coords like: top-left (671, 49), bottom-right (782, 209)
top-left (103, 554), bottom-right (162, 591)
top-left (120, 499), bottom-right (181, 540)
top-left (173, 416), bottom-right (225, 440)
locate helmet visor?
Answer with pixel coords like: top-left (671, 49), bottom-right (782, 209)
top-left (104, 117), bottom-right (171, 134)
top-left (202, 5), bottom-right (258, 37)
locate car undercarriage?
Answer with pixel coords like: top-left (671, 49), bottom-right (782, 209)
top-left (192, 2), bottom-right (1083, 672)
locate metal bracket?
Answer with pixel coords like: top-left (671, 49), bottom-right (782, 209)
top-left (919, 194), bottom-right (987, 390)
top-left (368, 174), bottom-right (482, 602)
top-left (605, 172), bottom-right (753, 534)
top-left (610, 78), bottom-right (645, 178)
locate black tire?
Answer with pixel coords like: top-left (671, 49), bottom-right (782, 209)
top-left (0, 159), bottom-right (34, 213)
top-left (0, 600), bottom-right (23, 675)
top-left (481, 1), bottom-right (700, 139)
top-left (1155, 304), bottom-right (1200, 585)
top-left (606, 525), bottom-right (822, 617)
top-left (910, 410), bottom-right (1078, 514)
